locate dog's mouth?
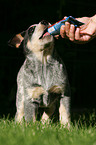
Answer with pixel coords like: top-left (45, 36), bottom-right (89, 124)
top-left (39, 27), bottom-right (50, 39)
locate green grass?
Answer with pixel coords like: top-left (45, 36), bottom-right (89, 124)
top-left (0, 112), bottom-right (96, 145)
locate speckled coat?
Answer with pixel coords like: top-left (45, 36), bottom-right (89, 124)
top-left (9, 20), bottom-right (71, 126)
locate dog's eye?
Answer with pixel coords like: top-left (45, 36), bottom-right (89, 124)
top-left (28, 26), bottom-right (35, 35)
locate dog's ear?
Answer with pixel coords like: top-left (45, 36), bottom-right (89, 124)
top-left (8, 31), bottom-right (25, 48)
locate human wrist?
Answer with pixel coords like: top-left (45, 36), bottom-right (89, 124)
top-left (91, 14), bottom-right (96, 23)
top-left (90, 15), bottom-right (96, 37)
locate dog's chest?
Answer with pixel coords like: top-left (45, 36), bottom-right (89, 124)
top-left (19, 53), bottom-right (66, 90)
top-left (36, 60), bottom-right (61, 88)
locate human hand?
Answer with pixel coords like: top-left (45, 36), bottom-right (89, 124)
top-left (60, 15), bottom-right (96, 44)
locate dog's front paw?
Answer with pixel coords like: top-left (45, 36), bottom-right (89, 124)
top-left (41, 112), bottom-right (50, 124)
top-left (59, 103), bottom-right (70, 127)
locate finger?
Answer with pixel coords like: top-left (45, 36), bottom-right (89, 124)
top-left (75, 28), bottom-right (80, 40)
top-left (60, 25), bottom-right (66, 38)
top-left (80, 35), bottom-right (91, 42)
top-left (54, 35), bottom-right (59, 39)
top-left (69, 24), bottom-right (75, 41)
top-left (65, 22), bottom-right (70, 36)
top-left (63, 16), bottom-right (67, 20)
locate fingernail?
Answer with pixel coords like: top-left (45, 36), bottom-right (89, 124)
top-left (71, 24), bottom-right (74, 28)
top-left (65, 22), bottom-right (69, 25)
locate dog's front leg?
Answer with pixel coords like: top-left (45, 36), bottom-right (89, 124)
top-left (15, 94), bottom-right (24, 123)
top-left (59, 96), bottom-right (70, 127)
top-left (24, 87), bottom-right (47, 122)
top-left (24, 99), bottom-right (39, 122)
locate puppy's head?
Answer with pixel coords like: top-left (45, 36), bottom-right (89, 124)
top-left (9, 20), bottom-right (54, 54)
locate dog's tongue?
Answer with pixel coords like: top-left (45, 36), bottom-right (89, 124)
top-left (43, 32), bottom-right (50, 37)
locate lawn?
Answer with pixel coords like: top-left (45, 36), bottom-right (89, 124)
top-left (0, 110), bottom-right (96, 145)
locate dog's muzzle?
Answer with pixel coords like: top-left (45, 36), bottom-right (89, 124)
top-left (40, 20), bottom-right (49, 26)
top-left (39, 20), bottom-right (51, 39)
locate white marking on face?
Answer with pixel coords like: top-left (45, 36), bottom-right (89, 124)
top-left (27, 23), bottom-right (54, 62)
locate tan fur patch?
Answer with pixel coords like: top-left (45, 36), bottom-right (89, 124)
top-left (16, 112), bottom-right (24, 123)
top-left (41, 112), bottom-right (50, 124)
top-left (16, 109), bottom-right (24, 123)
top-left (16, 34), bottom-right (24, 41)
top-left (16, 96), bottom-right (24, 122)
top-left (48, 85), bottom-right (63, 94)
top-left (27, 40), bottom-right (54, 63)
top-left (41, 104), bottom-right (56, 124)
top-left (59, 103), bottom-right (70, 126)
top-left (27, 87), bottom-right (47, 99)
top-left (27, 40), bottom-right (43, 61)
top-left (15, 34), bottom-right (24, 48)
top-left (41, 112), bottom-right (49, 120)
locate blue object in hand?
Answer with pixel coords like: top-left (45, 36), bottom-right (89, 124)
top-left (47, 16), bottom-right (85, 36)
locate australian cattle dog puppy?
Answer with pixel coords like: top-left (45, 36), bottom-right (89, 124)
top-left (9, 20), bottom-right (71, 126)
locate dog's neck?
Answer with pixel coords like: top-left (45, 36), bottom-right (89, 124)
top-left (27, 40), bottom-right (54, 63)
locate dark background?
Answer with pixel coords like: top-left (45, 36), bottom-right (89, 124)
top-left (0, 0), bottom-right (96, 118)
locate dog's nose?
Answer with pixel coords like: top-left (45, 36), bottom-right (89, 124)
top-left (40, 20), bottom-right (49, 26)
